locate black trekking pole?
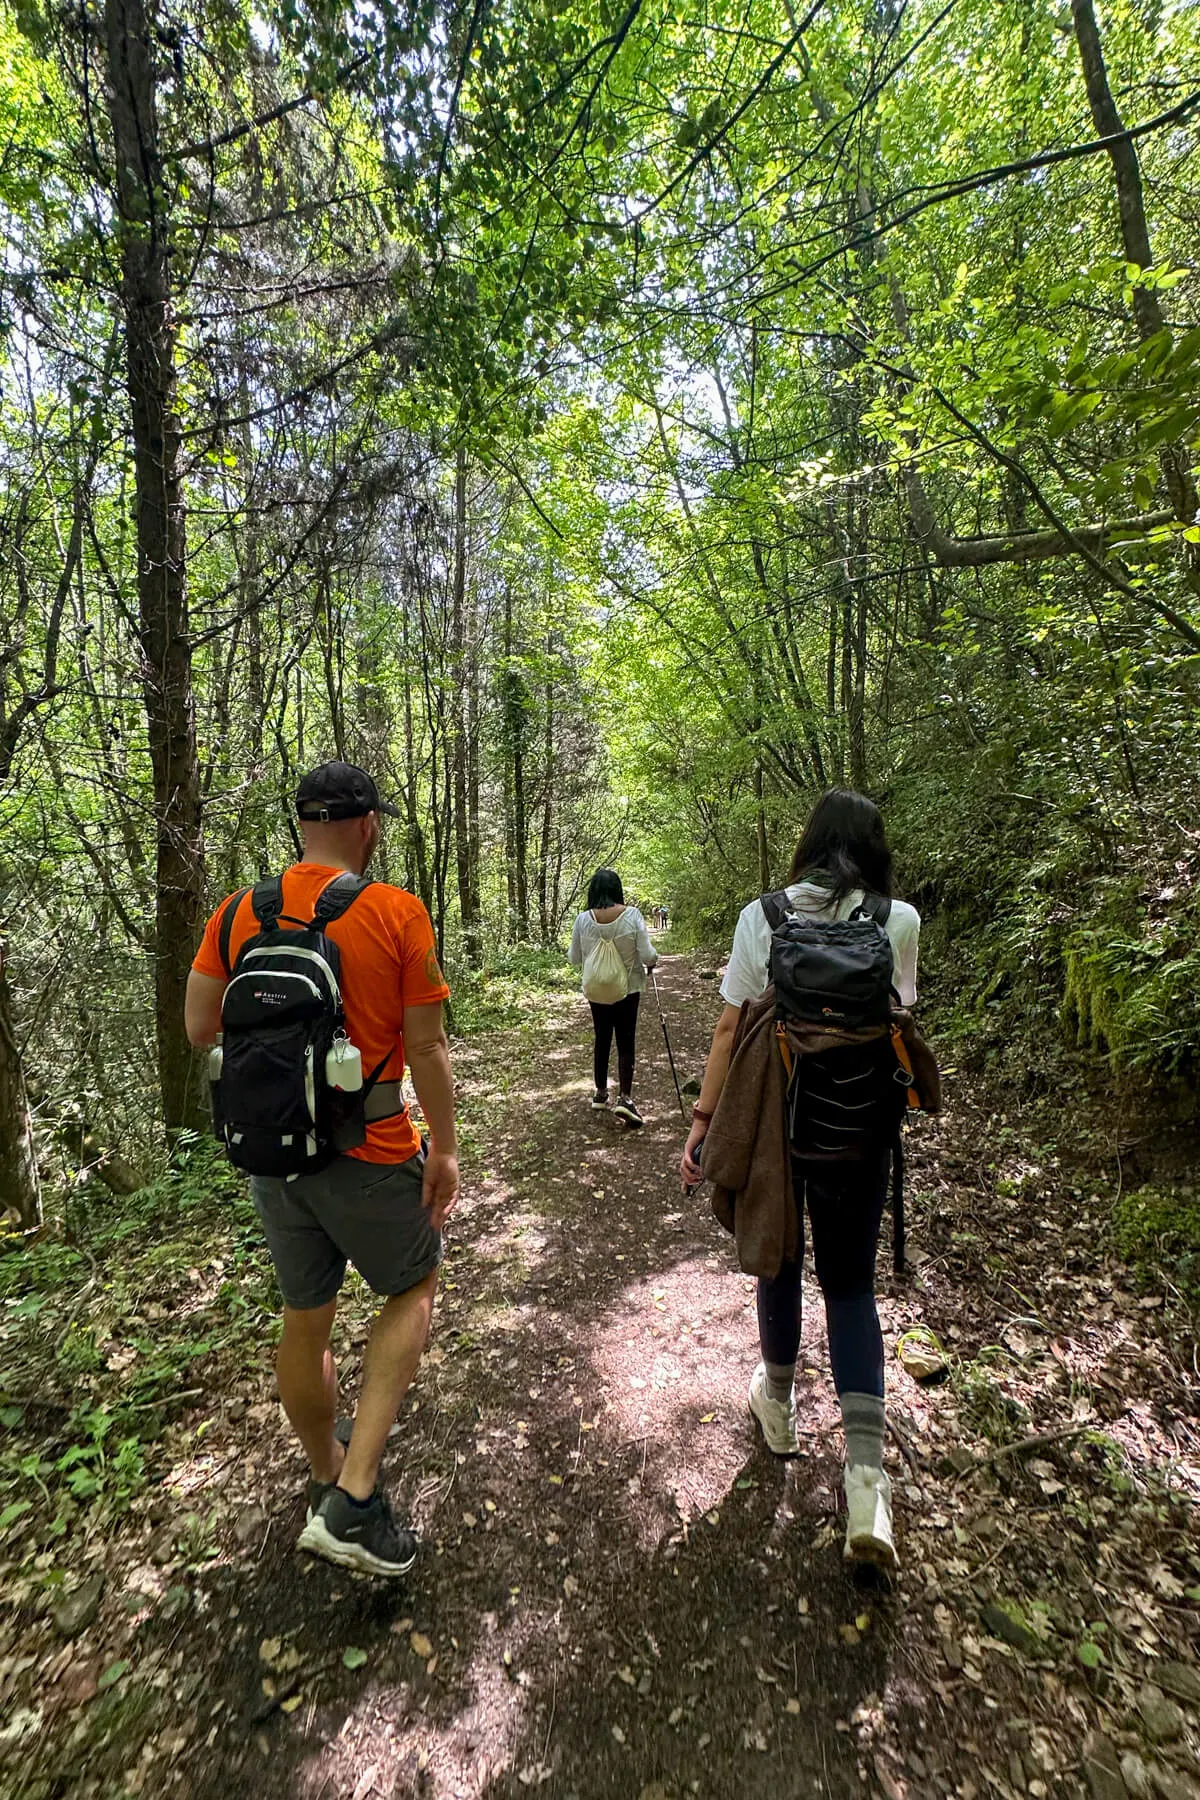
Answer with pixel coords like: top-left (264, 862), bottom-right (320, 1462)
top-left (650, 967), bottom-right (687, 1118)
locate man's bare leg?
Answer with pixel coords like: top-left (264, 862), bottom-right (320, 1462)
top-left (276, 1299), bottom-right (344, 1485)
top-left (338, 1270), bottom-right (438, 1500)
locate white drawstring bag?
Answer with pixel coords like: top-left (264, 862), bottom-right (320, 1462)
top-left (581, 934), bottom-right (629, 1004)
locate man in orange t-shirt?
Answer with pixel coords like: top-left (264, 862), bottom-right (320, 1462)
top-left (186, 761), bottom-right (458, 1579)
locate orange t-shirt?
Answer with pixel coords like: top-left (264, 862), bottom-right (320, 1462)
top-left (192, 864), bottom-right (450, 1164)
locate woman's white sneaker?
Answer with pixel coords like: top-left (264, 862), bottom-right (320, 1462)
top-left (843, 1464), bottom-right (897, 1571)
top-left (747, 1363), bottom-right (799, 1456)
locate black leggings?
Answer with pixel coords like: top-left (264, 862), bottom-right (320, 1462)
top-left (589, 992), bottom-right (641, 1095)
top-left (756, 1150), bottom-right (890, 1397)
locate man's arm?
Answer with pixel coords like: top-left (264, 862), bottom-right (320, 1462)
top-left (185, 971), bottom-right (226, 1048)
top-left (404, 999), bottom-right (459, 1229)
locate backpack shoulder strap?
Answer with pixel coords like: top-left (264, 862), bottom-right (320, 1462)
top-left (251, 876), bottom-right (285, 930)
top-left (217, 886), bottom-right (252, 978)
top-left (892, 1131), bottom-right (906, 1275)
top-left (856, 892), bottom-right (892, 926)
top-left (760, 890), bottom-right (791, 932)
top-left (312, 872), bottom-right (373, 925)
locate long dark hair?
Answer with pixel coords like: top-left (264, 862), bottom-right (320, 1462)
top-left (787, 789), bottom-right (894, 907)
top-left (587, 867), bottom-right (625, 908)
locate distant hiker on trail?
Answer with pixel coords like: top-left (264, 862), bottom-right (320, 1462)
top-left (679, 790), bottom-right (926, 1573)
top-left (568, 868), bottom-right (657, 1130)
top-left (185, 760), bottom-right (458, 1580)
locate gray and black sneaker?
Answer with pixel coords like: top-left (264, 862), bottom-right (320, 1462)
top-left (305, 1476), bottom-right (334, 1523)
top-left (304, 1416), bottom-right (355, 1523)
top-left (613, 1095), bottom-right (644, 1129)
top-left (298, 1486), bottom-right (418, 1578)
top-left (590, 1088), bottom-right (609, 1110)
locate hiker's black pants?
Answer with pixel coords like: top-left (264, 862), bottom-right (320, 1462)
top-left (755, 1150), bottom-right (890, 1398)
top-left (589, 991), bottom-right (640, 1096)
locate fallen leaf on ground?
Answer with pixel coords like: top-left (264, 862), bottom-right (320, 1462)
top-left (351, 1763), bottom-right (379, 1800)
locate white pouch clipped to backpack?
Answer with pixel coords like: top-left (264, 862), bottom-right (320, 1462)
top-left (581, 934), bottom-right (629, 1004)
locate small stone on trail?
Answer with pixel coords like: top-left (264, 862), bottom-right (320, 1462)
top-left (1138, 1685), bottom-right (1184, 1745)
top-left (1149, 1769), bottom-right (1200, 1800)
top-left (680, 1078), bottom-right (702, 1098)
top-left (1156, 1661), bottom-right (1200, 1707)
top-left (52, 1573), bottom-right (104, 1638)
top-left (234, 1503), bottom-right (268, 1546)
top-left (896, 1332), bottom-right (948, 1383)
top-left (1082, 1732), bottom-right (1125, 1800)
top-left (1121, 1753), bottom-right (1153, 1800)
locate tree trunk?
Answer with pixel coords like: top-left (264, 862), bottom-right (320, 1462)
top-left (754, 759), bottom-right (770, 891)
top-left (401, 605), bottom-right (432, 912)
top-left (318, 559), bottom-right (346, 759)
top-left (513, 720), bottom-right (530, 940)
top-left (240, 364), bottom-right (269, 877)
top-left (501, 585), bottom-right (519, 934)
top-left (537, 640), bottom-right (555, 943)
top-left (0, 932), bottom-right (40, 1228)
top-left (467, 657), bottom-right (481, 944)
top-left (850, 499), bottom-right (869, 791)
top-left (450, 448), bottom-right (481, 964)
top-left (1071, 0), bottom-right (1200, 562)
top-left (105, 0), bottom-right (205, 1139)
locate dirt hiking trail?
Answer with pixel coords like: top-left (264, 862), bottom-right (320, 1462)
top-left (9, 955), bottom-right (1200, 1800)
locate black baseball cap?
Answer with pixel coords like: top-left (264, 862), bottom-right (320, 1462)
top-left (295, 761), bottom-right (400, 822)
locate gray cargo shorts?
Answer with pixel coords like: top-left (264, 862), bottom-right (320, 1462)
top-left (249, 1150), bottom-right (441, 1311)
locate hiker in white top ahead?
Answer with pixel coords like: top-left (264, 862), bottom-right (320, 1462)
top-left (568, 868), bottom-right (657, 1129)
top-left (680, 789), bottom-right (922, 1573)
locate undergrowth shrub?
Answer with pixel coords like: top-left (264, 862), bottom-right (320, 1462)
top-left (449, 943), bottom-right (577, 1034)
top-left (1111, 1184), bottom-right (1200, 1304)
top-left (0, 1136), bottom-right (271, 1547)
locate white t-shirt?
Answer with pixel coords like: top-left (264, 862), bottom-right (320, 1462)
top-left (720, 881), bottom-right (920, 1010)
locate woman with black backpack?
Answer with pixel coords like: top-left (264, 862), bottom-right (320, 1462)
top-left (569, 869), bottom-right (658, 1128)
top-left (679, 790), bottom-right (920, 1571)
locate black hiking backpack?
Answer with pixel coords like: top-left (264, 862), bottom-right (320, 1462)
top-left (762, 888), bottom-right (914, 1267)
top-left (210, 873), bottom-right (401, 1179)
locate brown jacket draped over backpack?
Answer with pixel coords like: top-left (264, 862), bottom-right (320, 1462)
top-left (704, 990), bottom-right (794, 1279)
top-left (704, 987), bottom-right (940, 1280)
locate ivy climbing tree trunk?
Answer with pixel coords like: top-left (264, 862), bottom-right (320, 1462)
top-left (105, 0), bottom-right (206, 1139)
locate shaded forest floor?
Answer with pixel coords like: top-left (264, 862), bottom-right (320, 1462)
top-left (3, 953), bottom-right (1200, 1800)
